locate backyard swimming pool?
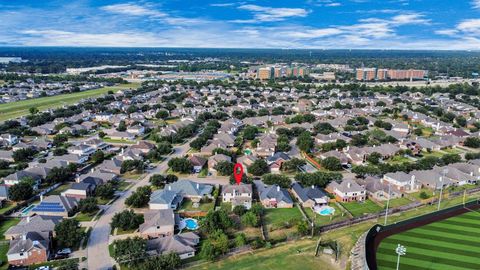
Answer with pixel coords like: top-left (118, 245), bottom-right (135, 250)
top-left (179, 218), bottom-right (199, 230)
top-left (21, 204), bottom-right (35, 216)
top-left (314, 205), bottom-right (335, 216)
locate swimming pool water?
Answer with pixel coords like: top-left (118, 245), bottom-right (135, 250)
top-left (184, 218), bottom-right (198, 230)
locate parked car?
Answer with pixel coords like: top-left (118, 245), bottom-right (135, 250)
top-left (56, 248), bottom-right (72, 255)
top-left (53, 254), bottom-right (69, 260)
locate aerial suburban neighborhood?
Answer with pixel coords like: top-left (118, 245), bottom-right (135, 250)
top-left (1, 1), bottom-right (480, 270)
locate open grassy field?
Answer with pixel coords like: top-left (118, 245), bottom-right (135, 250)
top-left (0, 83), bottom-right (139, 121)
top-left (377, 211), bottom-right (480, 270)
top-left (341, 199), bottom-right (383, 217)
top-left (0, 218), bottom-right (20, 239)
top-left (188, 239), bottom-right (339, 270)
top-left (264, 207), bottom-right (303, 226)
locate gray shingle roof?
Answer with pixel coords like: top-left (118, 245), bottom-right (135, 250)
top-left (139, 209), bottom-right (175, 233)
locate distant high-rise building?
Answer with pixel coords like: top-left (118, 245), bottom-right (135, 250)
top-left (387, 69), bottom-right (427, 80)
top-left (356, 68), bottom-right (427, 81)
top-left (377, 69), bottom-right (388, 80)
top-left (258, 67), bottom-right (273, 80)
top-left (356, 68), bottom-right (377, 81)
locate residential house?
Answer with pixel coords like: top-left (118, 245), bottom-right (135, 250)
top-left (146, 232), bottom-right (199, 260)
top-left (254, 180), bottom-right (293, 208)
top-left (383, 171), bottom-right (420, 192)
top-left (61, 182), bottom-right (95, 199)
top-left (358, 177), bottom-right (403, 201)
top-left (410, 170), bottom-right (455, 190)
top-left (221, 184), bottom-right (253, 210)
top-left (0, 150), bottom-right (14, 162)
top-left (139, 209), bottom-right (175, 238)
top-left (4, 215), bottom-right (61, 240)
top-left (68, 144), bottom-right (95, 156)
top-left (237, 155), bottom-right (258, 174)
top-left (98, 158), bottom-right (123, 174)
top-left (31, 195), bottom-right (79, 217)
top-left (188, 156), bottom-right (207, 173)
top-left (256, 133), bottom-right (277, 157)
top-left (266, 152), bottom-right (291, 173)
top-left (291, 182), bottom-right (329, 208)
top-left (208, 154), bottom-right (231, 172)
top-left (149, 189), bottom-right (184, 210)
top-left (7, 232), bottom-right (51, 266)
top-left (326, 179), bottom-right (366, 202)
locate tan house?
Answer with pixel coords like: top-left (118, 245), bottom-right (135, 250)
top-left (139, 209), bottom-right (175, 238)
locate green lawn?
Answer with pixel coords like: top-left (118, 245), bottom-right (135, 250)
top-left (46, 182), bottom-right (71, 196)
top-left (264, 207), bottom-right (303, 227)
top-left (0, 83), bottom-right (139, 121)
top-left (74, 212), bottom-right (97, 222)
top-left (0, 201), bottom-right (17, 215)
top-left (341, 200), bottom-right (383, 217)
top-left (386, 197), bottom-right (414, 208)
top-left (0, 218), bottom-right (20, 239)
top-left (187, 239), bottom-right (337, 270)
top-left (114, 228), bottom-right (137, 235)
top-left (0, 243), bottom-right (8, 270)
top-left (441, 147), bottom-right (463, 155)
top-left (388, 155), bottom-right (413, 164)
top-left (178, 199), bottom-right (215, 212)
top-left (103, 138), bottom-right (137, 144)
top-left (410, 189), bottom-right (434, 201)
top-left (303, 204), bottom-right (349, 226)
top-left (377, 211), bottom-right (480, 270)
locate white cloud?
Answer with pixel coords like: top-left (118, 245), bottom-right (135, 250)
top-left (391, 13), bottom-right (430, 25)
top-left (473, 0), bottom-right (480, 9)
top-left (20, 29), bottom-right (167, 47)
top-left (457, 19), bottom-right (480, 34)
top-left (101, 3), bottom-right (166, 17)
top-left (237, 4), bottom-right (309, 22)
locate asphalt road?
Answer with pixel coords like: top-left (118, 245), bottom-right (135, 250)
top-left (86, 140), bottom-right (193, 270)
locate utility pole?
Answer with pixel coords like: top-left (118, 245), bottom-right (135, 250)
top-left (384, 183), bottom-right (391, 226)
top-left (437, 169), bottom-right (448, 211)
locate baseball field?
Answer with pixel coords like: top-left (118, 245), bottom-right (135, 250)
top-left (377, 211), bottom-right (480, 270)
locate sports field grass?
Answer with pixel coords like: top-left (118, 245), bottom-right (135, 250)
top-left (0, 83), bottom-right (139, 121)
top-left (377, 211), bottom-right (480, 270)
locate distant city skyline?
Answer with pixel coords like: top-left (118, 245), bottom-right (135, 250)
top-left (1, 1), bottom-right (480, 49)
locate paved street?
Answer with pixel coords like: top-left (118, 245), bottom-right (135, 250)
top-left (86, 140), bottom-right (193, 270)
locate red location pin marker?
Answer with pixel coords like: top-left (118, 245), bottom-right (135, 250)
top-left (233, 163), bottom-right (243, 185)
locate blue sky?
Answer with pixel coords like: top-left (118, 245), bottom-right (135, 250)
top-left (1, 0), bottom-right (480, 49)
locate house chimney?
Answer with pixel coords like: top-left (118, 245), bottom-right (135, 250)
top-left (26, 216), bottom-right (30, 223)
top-left (311, 185), bottom-right (314, 189)
top-left (410, 175), bottom-right (415, 190)
top-left (347, 182), bottom-right (351, 188)
top-left (277, 186), bottom-right (280, 192)
top-left (22, 234), bottom-right (26, 241)
top-left (91, 168), bottom-right (94, 173)
top-left (168, 185), bottom-right (171, 191)
top-left (40, 195), bottom-right (43, 202)
top-left (196, 183), bottom-right (199, 189)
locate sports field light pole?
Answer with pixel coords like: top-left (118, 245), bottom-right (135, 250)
top-left (437, 169), bottom-right (448, 211)
top-left (395, 244), bottom-right (406, 270)
top-left (384, 183), bottom-right (391, 226)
